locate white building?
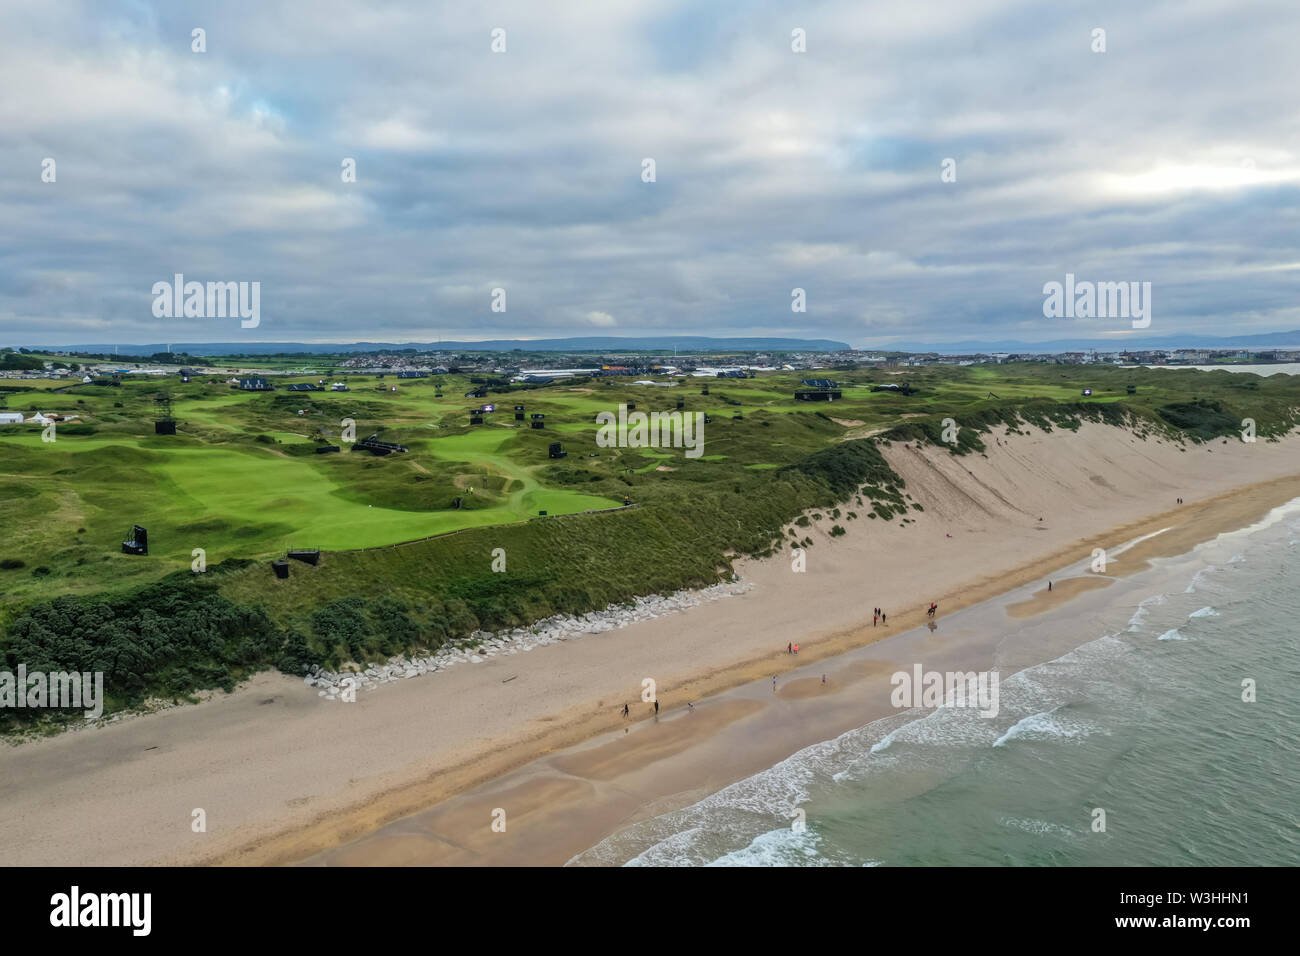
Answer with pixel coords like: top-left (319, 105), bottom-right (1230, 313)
top-left (0, 412), bottom-right (24, 425)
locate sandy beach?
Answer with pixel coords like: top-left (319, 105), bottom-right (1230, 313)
top-left (2, 423), bottom-right (1299, 867)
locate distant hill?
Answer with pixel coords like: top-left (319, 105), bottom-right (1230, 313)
top-left (18, 336), bottom-right (851, 356)
top-left (22, 329), bottom-right (1300, 356)
top-left (882, 330), bottom-right (1300, 353)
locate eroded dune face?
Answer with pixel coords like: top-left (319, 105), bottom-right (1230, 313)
top-left (877, 423), bottom-right (1228, 530)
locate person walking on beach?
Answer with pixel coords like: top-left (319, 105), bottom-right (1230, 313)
top-left (622, 703), bottom-right (629, 718)
top-left (793, 643), bottom-right (799, 655)
top-left (772, 675), bottom-right (777, 691)
top-left (1048, 581), bottom-right (1052, 592)
top-left (688, 702), bottom-right (694, 713)
top-left (882, 612), bottom-right (887, 624)
top-left (821, 674), bottom-right (826, 685)
top-left (654, 699), bottom-right (659, 715)
top-left (788, 642), bottom-right (793, 654)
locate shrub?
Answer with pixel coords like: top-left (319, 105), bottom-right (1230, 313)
top-left (1156, 400), bottom-right (1239, 441)
top-left (3, 576), bottom-right (284, 724)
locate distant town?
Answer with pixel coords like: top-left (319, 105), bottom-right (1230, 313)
top-left (4, 344), bottom-right (1300, 384)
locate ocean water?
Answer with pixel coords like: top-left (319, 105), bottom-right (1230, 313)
top-left (1141, 363), bottom-right (1300, 377)
top-left (571, 505), bottom-right (1300, 867)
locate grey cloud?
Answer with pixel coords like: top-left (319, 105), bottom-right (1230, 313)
top-left (1, 0), bottom-right (1297, 346)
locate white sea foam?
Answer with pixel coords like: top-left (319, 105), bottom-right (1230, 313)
top-left (1127, 593), bottom-right (1168, 632)
top-left (992, 706), bottom-right (1092, 748)
top-left (1188, 606), bottom-right (1218, 619)
top-left (1185, 566), bottom-right (1220, 593)
top-left (704, 827), bottom-right (830, 867)
top-left (623, 827), bottom-right (710, 867)
top-left (869, 728), bottom-right (900, 754)
top-left (998, 816), bottom-right (1081, 841)
top-left (1157, 628), bottom-right (1186, 641)
top-left (1106, 526), bottom-right (1173, 559)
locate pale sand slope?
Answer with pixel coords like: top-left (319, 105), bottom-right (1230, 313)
top-left (0, 424), bottom-right (1296, 866)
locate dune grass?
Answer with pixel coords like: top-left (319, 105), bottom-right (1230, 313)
top-left (4, 360), bottom-right (1300, 721)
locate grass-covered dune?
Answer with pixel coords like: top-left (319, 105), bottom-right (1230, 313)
top-left (4, 361), bottom-right (1300, 729)
top-left (0, 434), bottom-right (896, 731)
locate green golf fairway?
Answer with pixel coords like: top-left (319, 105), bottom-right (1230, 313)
top-left (0, 424), bottom-right (619, 603)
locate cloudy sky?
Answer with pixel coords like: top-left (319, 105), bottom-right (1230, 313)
top-left (3, 0), bottom-right (1298, 348)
